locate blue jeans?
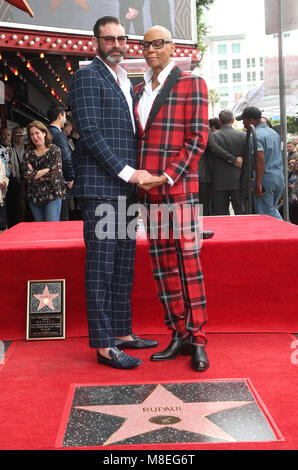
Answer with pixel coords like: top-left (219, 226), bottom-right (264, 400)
top-left (29, 197), bottom-right (62, 222)
top-left (253, 179), bottom-right (284, 220)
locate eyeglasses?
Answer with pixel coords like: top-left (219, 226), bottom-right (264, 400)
top-left (139, 39), bottom-right (173, 50)
top-left (96, 35), bottom-right (128, 45)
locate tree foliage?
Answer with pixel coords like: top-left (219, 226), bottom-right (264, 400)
top-left (208, 88), bottom-right (220, 116)
top-left (271, 116), bottom-right (298, 135)
top-left (196, 0), bottom-right (215, 57)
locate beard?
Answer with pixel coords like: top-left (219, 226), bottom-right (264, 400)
top-left (98, 45), bottom-right (126, 65)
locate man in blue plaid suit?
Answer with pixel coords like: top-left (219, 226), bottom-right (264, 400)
top-left (69, 16), bottom-right (158, 370)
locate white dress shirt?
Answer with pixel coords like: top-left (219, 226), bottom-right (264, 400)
top-left (137, 60), bottom-right (175, 130)
top-left (97, 57), bottom-right (136, 183)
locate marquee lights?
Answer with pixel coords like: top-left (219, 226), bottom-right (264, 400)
top-left (62, 55), bottom-right (74, 76)
top-left (0, 30), bottom-right (201, 61)
top-left (0, 51), bottom-right (27, 83)
top-left (14, 51), bottom-right (66, 104)
top-left (38, 52), bottom-right (69, 93)
top-left (0, 29), bottom-right (201, 108)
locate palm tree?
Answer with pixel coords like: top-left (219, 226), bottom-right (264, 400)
top-left (208, 88), bottom-right (220, 117)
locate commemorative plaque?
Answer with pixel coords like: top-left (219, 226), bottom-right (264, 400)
top-left (26, 280), bottom-right (65, 340)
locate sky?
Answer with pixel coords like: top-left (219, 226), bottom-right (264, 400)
top-left (202, 0), bottom-right (298, 56)
top-left (202, 0), bottom-right (266, 38)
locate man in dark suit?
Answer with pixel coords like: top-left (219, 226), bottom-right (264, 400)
top-left (211, 109), bottom-right (246, 215)
top-left (69, 16), bottom-right (157, 370)
top-left (48, 104), bottom-right (74, 220)
top-left (199, 122), bottom-right (240, 216)
top-left (135, 26), bottom-right (209, 371)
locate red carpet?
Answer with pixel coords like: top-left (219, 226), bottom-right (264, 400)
top-left (0, 333), bottom-right (297, 450)
top-left (0, 215), bottom-right (298, 340)
top-left (0, 216), bottom-right (297, 451)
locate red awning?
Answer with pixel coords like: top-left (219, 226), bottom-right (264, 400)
top-left (5, 0), bottom-right (34, 17)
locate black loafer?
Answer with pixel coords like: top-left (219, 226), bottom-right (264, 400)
top-left (97, 347), bottom-right (142, 369)
top-left (150, 336), bottom-right (192, 361)
top-left (115, 333), bottom-right (158, 350)
top-left (191, 345), bottom-right (209, 372)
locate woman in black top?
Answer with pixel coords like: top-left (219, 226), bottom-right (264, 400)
top-left (22, 121), bottom-right (64, 221)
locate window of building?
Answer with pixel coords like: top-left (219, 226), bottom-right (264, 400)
top-left (220, 87), bottom-right (229, 96)
top-left (219, 73), bottom-right (228, 83)
top-left (220, 101), bottom-right (229, 109)
top-left (251, 58), bottom-right (256, 68)
top-left (260, 70), bottom-right (264, 80)
top-left (218, 44), bottom-right (227, 55)
top-left (232, 73), bottom-right (241, 82)
top-left (248, 71), bottom-right (256, 82)
top-left (247, 58), bottom-right (250, 68)
top-left (233, 86), bottom-right (241, 94)
top-left (259, 57), bottom-right (264, 67)
top-left (219, 60), bottom-right (228, 70)
top-left (232, 59), bottom-right (241, 69)
top-left (232, 43), bottom-right (240, 53)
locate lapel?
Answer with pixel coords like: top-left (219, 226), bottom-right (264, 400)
top-left (92, 57), bottom-right (134, 128)
top-left (135, 65), bottom-right (182, 134)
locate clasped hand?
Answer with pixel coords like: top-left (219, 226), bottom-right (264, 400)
top-left (129, 170), bottom-right (167, 190)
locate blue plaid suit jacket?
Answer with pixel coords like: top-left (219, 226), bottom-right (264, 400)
top-left (69, 57), bottom-right (137, 200)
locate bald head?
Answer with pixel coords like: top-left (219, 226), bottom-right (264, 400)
top-left (144, 25), bottom-right (172, 41)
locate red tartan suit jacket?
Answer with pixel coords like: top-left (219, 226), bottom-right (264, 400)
top-left (134, 65), bottom-right (209, 198)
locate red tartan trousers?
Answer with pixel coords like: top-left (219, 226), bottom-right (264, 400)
top-left (141, 193), bottom-right (207, 345)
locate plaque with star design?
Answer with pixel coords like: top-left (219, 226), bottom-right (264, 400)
top-left (26, 279), bottom-right (65, 340)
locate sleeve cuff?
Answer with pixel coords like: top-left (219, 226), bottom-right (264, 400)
top-left (163, 172), bottom-right (174, 186)
top-left (118, 165), bottom-right (136, 183)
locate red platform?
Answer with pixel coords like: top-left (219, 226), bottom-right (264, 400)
top-left (0, 215), bottom-right (298, 340)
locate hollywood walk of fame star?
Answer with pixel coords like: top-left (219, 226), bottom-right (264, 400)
top-left (33, 285), bottom-right (59, 311)
top-left (50, 0), bottom-right (90, 13)
top-left (75, 384), bottom-right (253, 445)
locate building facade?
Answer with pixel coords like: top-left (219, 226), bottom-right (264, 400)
top-left (200, 33), bottom-right (265, 117)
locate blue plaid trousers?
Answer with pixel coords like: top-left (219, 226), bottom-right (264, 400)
top-left (79, 199), bottom-right (136, 348)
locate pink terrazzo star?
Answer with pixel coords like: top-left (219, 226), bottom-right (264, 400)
top-left (75, 384), bottom-right (252, 445)
top-left (33, 285), bottom-right (59, 311)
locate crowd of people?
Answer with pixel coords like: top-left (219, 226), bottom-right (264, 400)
top-left (200, 109), bottom-right (298, 224)
top-left (281, 139), bottom-right (298, 224)
top-left (1, 104), bottom-right (297, 232)
top-left (0, 107), bottom-right (80, 231)
top-left (1, 107), bottom-right (297, 231)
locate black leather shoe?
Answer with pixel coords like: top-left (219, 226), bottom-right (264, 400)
top-left (150, 336), bottom-right (192, 361)
top-left (115, 333), bottom-right (158, 350)
top-left (191, 345), bottom-right (209, 371)
top-left (97, 347), bottom-right (142, 369)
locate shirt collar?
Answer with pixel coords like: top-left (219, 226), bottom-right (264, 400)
top-left (256, 122), bottom-right (267, 128)
top-left (97, 56), bottom-right (128, 82)
top-left (51, 124), bottom-right (61, 132)
top-left (144, 60), bottom-right (175, 87)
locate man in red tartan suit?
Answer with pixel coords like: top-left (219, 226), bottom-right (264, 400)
top-left (135, 26), bottom-right (209, 371)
